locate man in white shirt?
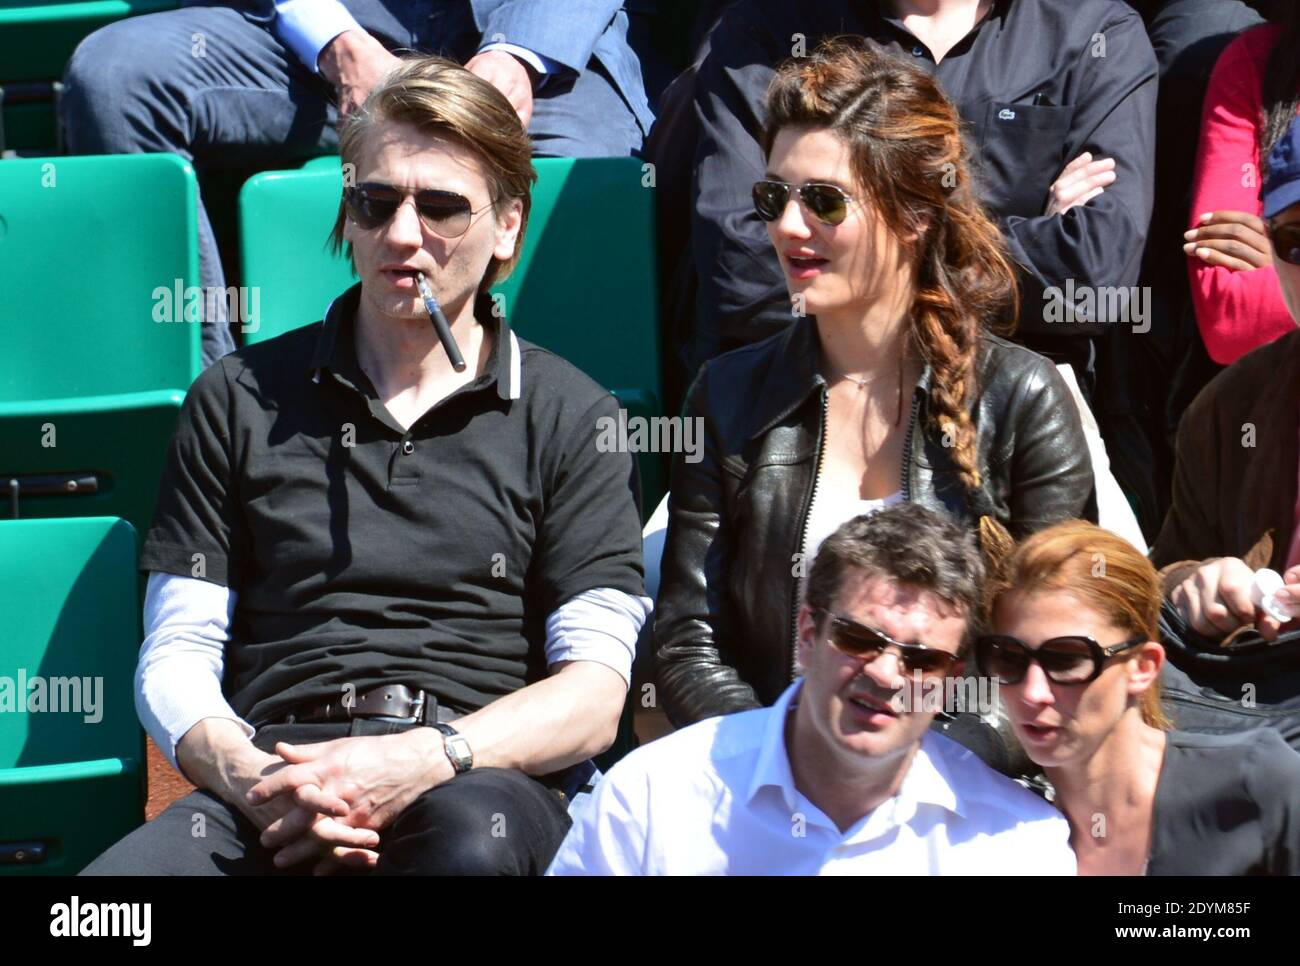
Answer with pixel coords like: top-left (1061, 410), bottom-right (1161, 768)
top-left (549, 503), bottom-right (1076, 875)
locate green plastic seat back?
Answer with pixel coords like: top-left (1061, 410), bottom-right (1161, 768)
top-left (0, 0), bottom-right (181, 152)
top-left (0, 0), bottom-right (181, 83)
top-left (239, 155), bottom-right (665, 508)
top-left (0, 517), bottom-right (140, 768)
top-left (0, 516), bottom-right (144, 873)
top-left (0, 153), bottom-right (200, 401)
top-left (0, 390), bottom-right (184, 540)
top-left (237, 158), bottom-right (358, 345)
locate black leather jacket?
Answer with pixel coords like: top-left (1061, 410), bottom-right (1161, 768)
top-left (654, 319), bottom-right (1097, 727)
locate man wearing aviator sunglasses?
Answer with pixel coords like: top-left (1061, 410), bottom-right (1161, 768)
top-left (83, 56), bottom-right (650, 879)
top-left (549, 504), bottom-right (1075, 875)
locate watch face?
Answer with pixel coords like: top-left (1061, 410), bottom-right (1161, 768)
top-left (445, 735), bottom-right (472, 770)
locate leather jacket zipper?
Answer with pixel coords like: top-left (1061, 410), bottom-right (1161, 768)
top-left (789, 386), bottom-right (830, 680)
top-left (899, 389), bottom-right (920, 502)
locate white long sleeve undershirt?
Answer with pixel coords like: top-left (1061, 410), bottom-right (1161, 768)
top-left (136, 572), bottom-right (649, 770)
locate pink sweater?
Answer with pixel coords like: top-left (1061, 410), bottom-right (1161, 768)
top-left (1187, 24), bottom-right (1293, 365)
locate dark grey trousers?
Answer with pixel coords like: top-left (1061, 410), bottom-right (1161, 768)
top-left (79, 718), bottom-right (572, 875)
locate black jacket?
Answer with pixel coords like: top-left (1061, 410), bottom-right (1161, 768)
top-left (654, 319), bottom-right (1097, 726)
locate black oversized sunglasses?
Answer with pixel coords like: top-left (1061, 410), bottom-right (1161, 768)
top-left (344, 182), bottom-right (495, 238)
top-left (1266, 219), bottom-right (1300, 266)
top-left (752, 179), bottom-right (855, 226)
top-left (813, 609), bottom-right (959, 677)
top-left (975, 634), bottom-right (1146, 685)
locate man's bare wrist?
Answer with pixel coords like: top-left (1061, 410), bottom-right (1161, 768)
top-left (177, 718), bottom-right (261, 795)
top-left (407, 726), bottom-right (455, 788)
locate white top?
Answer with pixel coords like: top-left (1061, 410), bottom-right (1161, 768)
top-left (136, 572), bottom-right (650, 770)
top-left (547, 681), bottom-right (1076, 876)
top-left (802, 482), bottom-right (903, 566)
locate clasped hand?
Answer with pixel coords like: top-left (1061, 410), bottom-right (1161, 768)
top-left (244, 730), bottom-right (449, 875)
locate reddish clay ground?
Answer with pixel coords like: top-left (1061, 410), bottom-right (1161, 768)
top-left (145, 738), bottom-right (194, 820)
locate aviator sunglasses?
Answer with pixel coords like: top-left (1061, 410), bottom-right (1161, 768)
top-left (752, 179), bottom-right (856, 227)
top-left (344, 182), bottom-right (495, 238)
top-left (813, 609), bottom-right (959, 677)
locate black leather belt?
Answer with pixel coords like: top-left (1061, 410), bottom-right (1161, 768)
top-left (283, 685), bottom-right (456, 725)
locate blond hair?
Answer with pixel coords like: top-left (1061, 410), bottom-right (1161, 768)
top-left (328, 54), bottom-right (536, 289)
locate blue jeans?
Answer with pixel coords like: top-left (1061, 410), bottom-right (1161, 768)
top-left (60, 1), bottom-right (646, 367)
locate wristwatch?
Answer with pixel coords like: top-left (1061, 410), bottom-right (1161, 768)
top-left (432, 723), bottom-right (473, 775)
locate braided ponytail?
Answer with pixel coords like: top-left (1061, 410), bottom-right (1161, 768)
top-left (911, 159), bottom-right (1019, 576)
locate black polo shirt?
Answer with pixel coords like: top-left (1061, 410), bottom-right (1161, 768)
top-left (141, 283), bottom-right (645, 728)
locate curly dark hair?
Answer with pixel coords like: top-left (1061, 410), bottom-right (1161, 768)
top-left (806, 503), bottom-right (984, 649)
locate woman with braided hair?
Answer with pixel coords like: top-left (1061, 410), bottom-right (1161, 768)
top-left (654, 38), bottom-right (1096, 753)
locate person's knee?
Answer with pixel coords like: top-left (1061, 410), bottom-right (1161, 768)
top-left (376, 769), bottom-right (568, 875)
top-left (79, 791), bottom-right (261, 876)
top-left (61, 16), bottom-right (192, 153)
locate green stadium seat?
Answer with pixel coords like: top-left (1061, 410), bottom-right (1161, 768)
top-left (0, 153), bottom-right (199, 538)
top-left (0, 0), bottom-right (181, 154)
top-left (239, 155), bottom-right (666, 511)
top-left (0, 391), bottom-right (185, 543)
top-left (0, 516), bottom-right (145, 874)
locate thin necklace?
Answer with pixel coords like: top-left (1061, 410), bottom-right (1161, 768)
top-left (833, 353), bottom-right (908, 427)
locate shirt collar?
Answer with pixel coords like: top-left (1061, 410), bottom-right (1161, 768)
top-left (747, 680), bottom-right (968, 822)
top-left (898, 731), bottom-right (966, 820)
top-left (746, 680), bottom-right (805, 812)
top-left (308, 281), bottom-right (522, 401)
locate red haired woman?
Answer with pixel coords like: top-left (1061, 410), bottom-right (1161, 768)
top-left (982, 520), bottom-right (1300, 874)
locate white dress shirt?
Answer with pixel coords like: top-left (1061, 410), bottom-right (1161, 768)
top-left (547, 681), bottom-right (1077, 875)
top-left (137, 572), bottom-right (649, 770)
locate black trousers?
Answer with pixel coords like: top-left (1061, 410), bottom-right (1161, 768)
top-left (80, 719), bottom-right (571, 876)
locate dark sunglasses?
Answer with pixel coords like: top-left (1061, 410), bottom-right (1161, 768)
top-left (975, 634), bottom-right (1147, 685)
top-left (344, 182), bottom-right (494, 238)
top-left (1266, 219), bottom-right (1300, 266)
top-left (814, 609), bottom-right (959, 677)
top-left (752, 179), bottom-right (855, 226)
